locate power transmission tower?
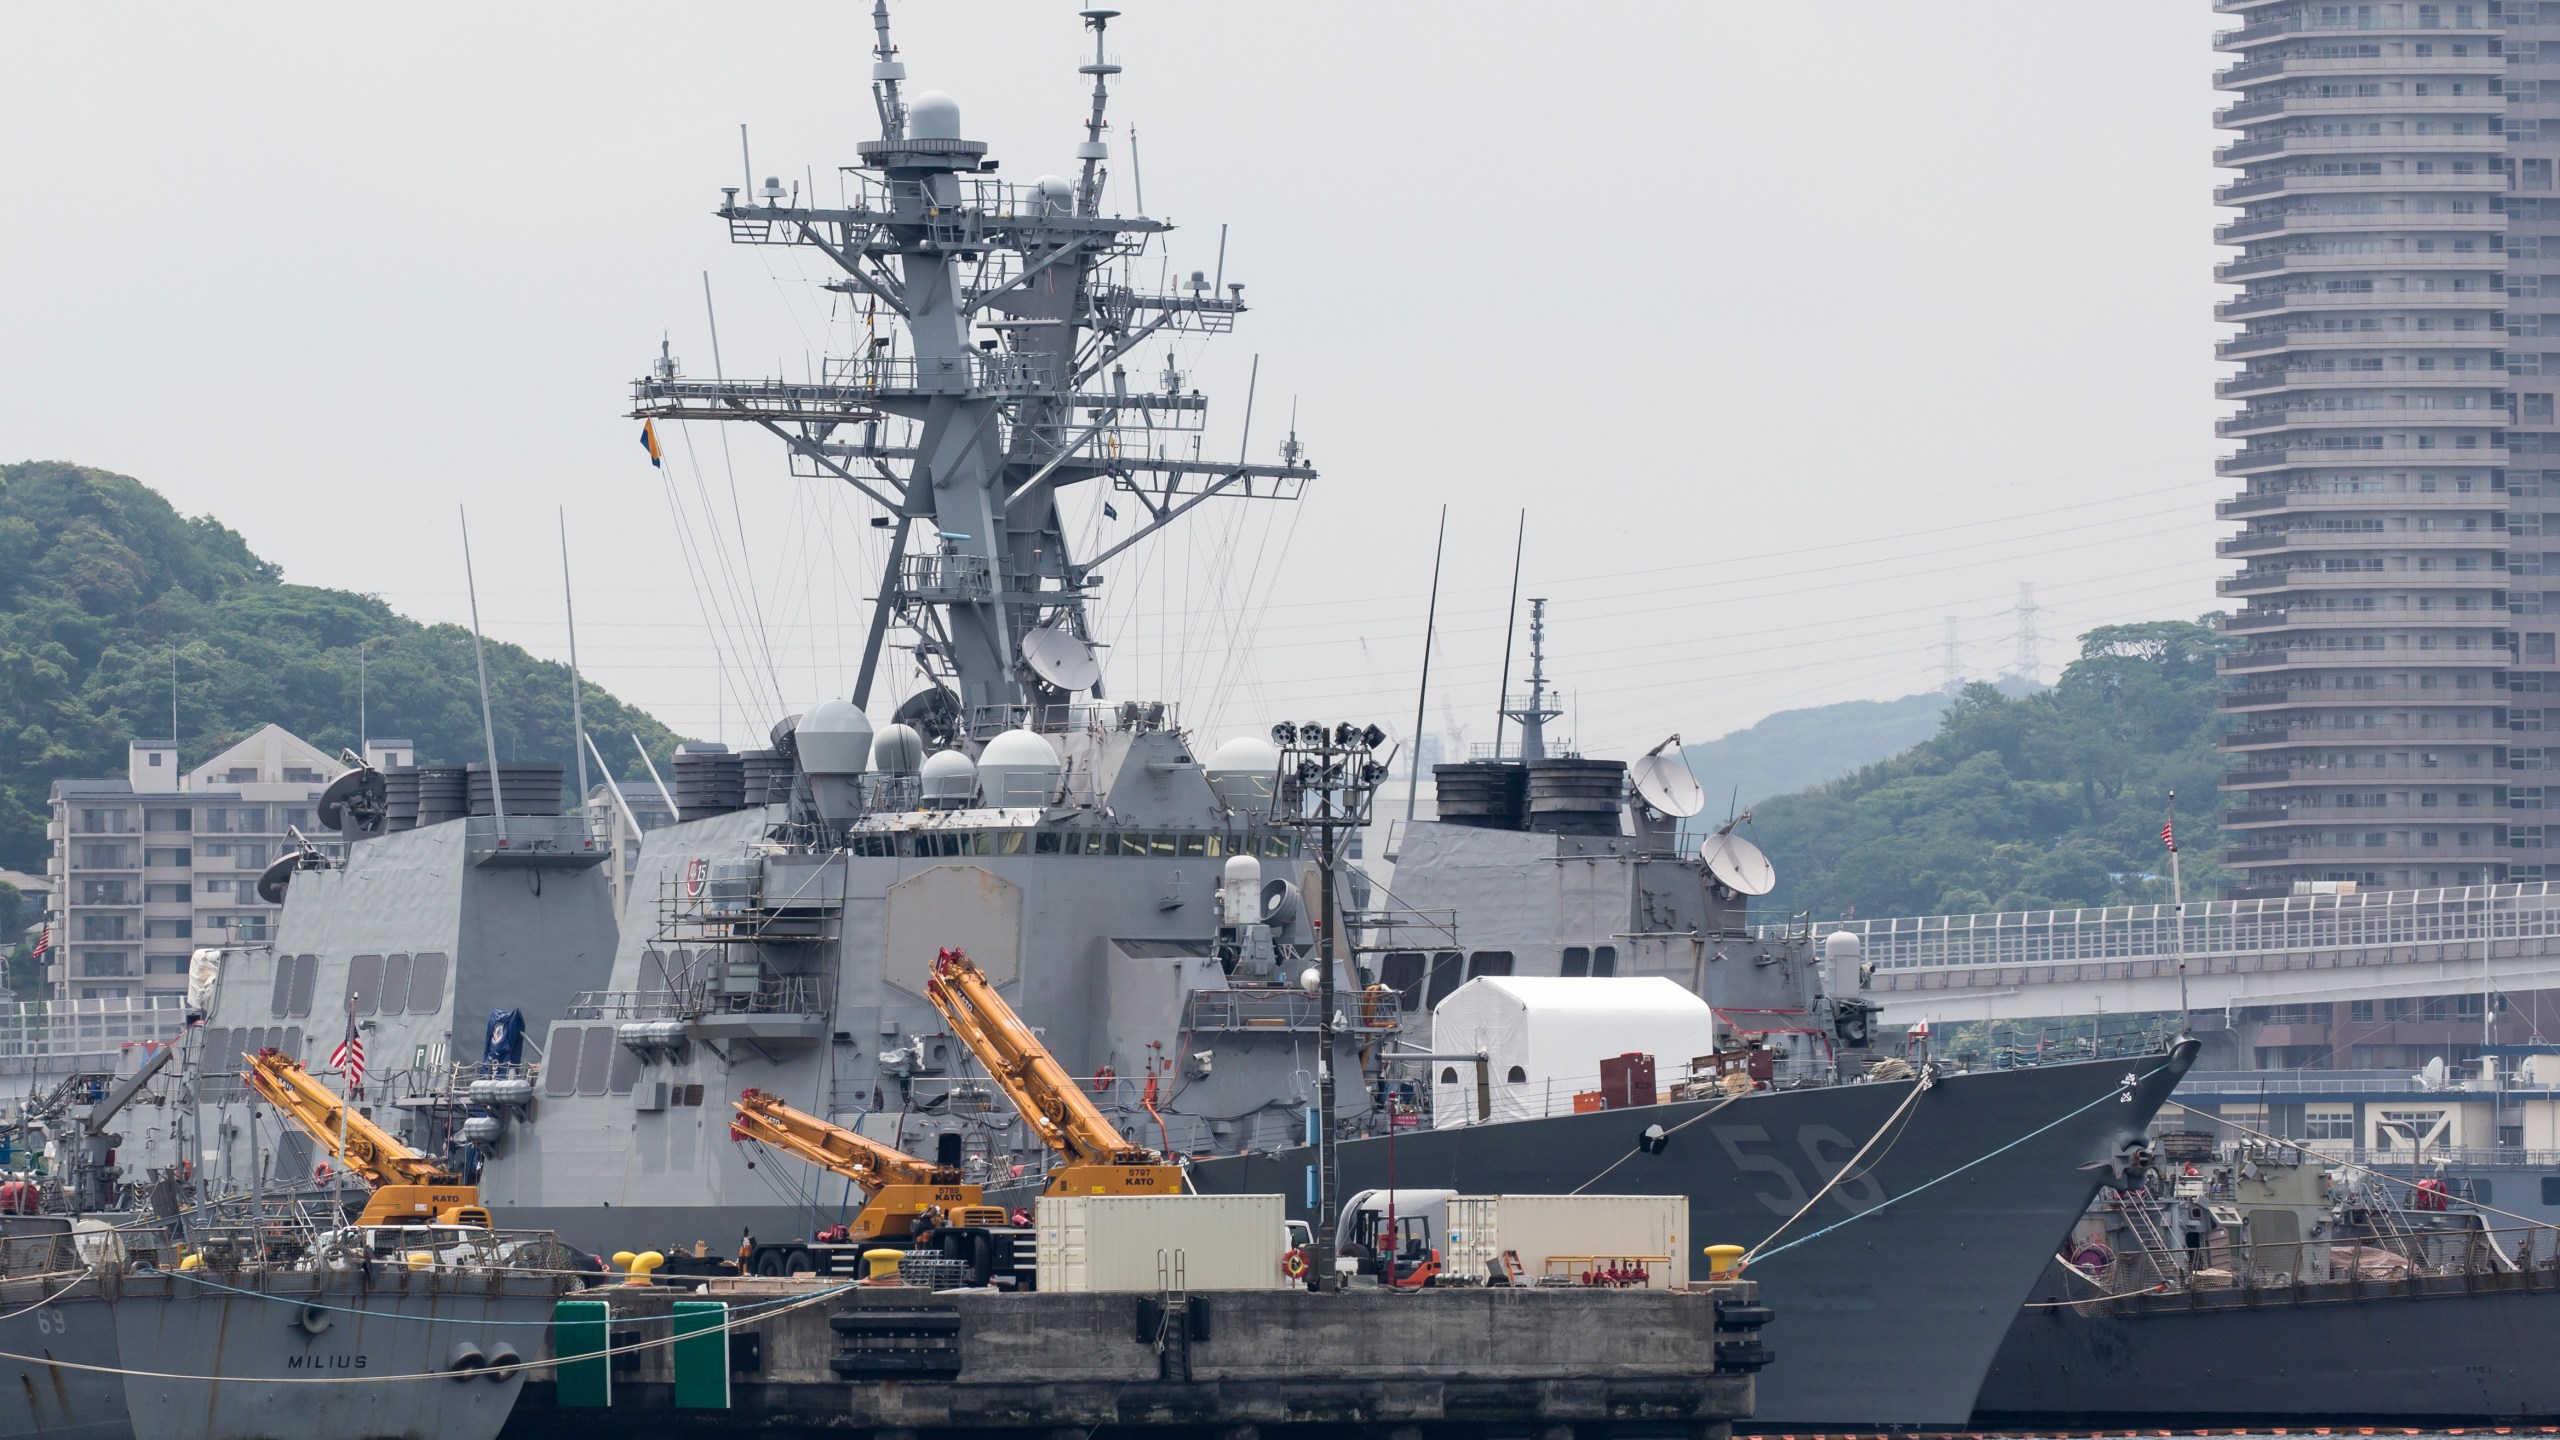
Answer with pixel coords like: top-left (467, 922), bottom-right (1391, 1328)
top-left (1940, 617), bottom-right (1962, 695)
top-left (2009, 582), bottom-right (2043, 686)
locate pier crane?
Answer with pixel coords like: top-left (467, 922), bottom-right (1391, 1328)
top-left (925, 948), bottom-right (1186, 1196)
top-left (242, 1050), bottom-right (492, 1229)
top-left (728, 1088), bottom-right (1008, 1244)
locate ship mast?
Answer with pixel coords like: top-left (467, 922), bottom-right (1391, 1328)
top-left (631, 3), bottom-right (1312, 747)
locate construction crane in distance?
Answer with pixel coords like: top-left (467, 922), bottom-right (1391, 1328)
top-left (728, 1088), bottom-right (1007, 1243)
top-left (925, 948), bottom-right (1186, 1196)
top-left (241, 1049), bottom-right (492, 1228)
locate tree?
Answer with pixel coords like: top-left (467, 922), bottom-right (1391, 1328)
top-left (0, 462), bottom-right (692, 868)
top-left (1748, 617), bottom-right (2230, 918)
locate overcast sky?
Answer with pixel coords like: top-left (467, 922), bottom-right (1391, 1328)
top-left (0, 4), bottom-right (2228, 767)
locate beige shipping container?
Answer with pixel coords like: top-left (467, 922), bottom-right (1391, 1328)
top-left (1443, 1194), bottom-right (1687, 1289)
top-left (1035, 1193), bottom-right (1291, 1292)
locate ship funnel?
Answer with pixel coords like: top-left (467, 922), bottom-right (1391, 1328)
top-left (796, 699), bottom-right (875, 824)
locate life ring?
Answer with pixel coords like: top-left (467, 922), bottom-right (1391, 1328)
top-left (1281, 1246), bottom-right (1310, 1280)
top-left (1090, 1065), bottom-right (1117, 1094)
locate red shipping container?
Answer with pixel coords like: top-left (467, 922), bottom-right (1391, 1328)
top-left (1598, 1052), bottom-right (1658, 1110)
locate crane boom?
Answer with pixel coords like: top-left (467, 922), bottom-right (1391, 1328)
top-left (242, 1049), bottom-right (488, 1227)
top-left (731, 1088), bottom-right (951, 1191)
top-left (729, 1088), bottom-right (1004, 1242)
top-left (924, 947), bottom-right (1182, 1195)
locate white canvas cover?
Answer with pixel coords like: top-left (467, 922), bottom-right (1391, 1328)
top-left (1427, 976), bottom-right (1717, 1128)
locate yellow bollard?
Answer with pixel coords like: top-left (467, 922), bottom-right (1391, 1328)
top-left (1703, 1244), bottom-right (1746, 1278)
top-left (624, 1250), bottom-right (665, 1286)
top-left (863, 1248), bottom-right (904, 1281)
top-left (612, 1250), bottom-right (637, 1271)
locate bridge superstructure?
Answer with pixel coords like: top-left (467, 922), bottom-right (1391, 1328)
top-left (1786, 882), bottom-right (2560, 1025)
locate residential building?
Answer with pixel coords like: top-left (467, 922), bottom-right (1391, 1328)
top-left (2214, 0), bottom-right (2550, 896)
top-left (46, 725), bottom-right (345, 1003)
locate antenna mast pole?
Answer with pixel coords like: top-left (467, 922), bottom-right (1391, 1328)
top-left (458, 509), bottom-right (507, 840)
top-left (1404, 506), bottom-right (1447, 826)
top-left (1491, 512), bottom-right (1525, 760)
top-left (2168, 790), bottom-right (2188, 1032)
top-left (561, 510), bottom-right (591, 821)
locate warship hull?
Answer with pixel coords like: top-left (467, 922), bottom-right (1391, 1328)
top-left (1188, 1044), bottom-right (2197, 1430)
top-left (7, 1268), bottom-right (559, 1440)
top-left (0, 1277), bottom-right (125, 1440)
top-left (1976, 1266), bottom-right (2560, 1425)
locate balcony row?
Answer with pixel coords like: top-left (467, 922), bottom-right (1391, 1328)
top-left (2218, 286), bottom-right (2508, 320)
top-left (2218, 53), bottom-right (2512, 89)
top-left (2218, 209), bottom-right (2505, 244)
top-left (2221, 646), bottom-right (2509, 673)
top-left (2218, 486), bottom-right (2509, 516)
top-left (2218, 169), bottom-right (2507, 206)
top-left (2220, 362), bottom-right (2513, 396)
top-left (2217, 132), bottom-right (2506, 166)
top-left (2219, 567), bottom-right (2518, 595)
top-left (2217, 16), bottom-right (2503, 52)
top-left (2218, 248), bottom-right (2511, 281)
top-left (2219, 444), bottom-right (2509, 474)
top-left (2218, 93), bottom-right (2510, 128)
top-left (2221, 405), bottom-right (2507, 436)
top-left (2220, 329), bottom-right (2505, 361)
top-left (2223, 722), bottom-right (2509, 750)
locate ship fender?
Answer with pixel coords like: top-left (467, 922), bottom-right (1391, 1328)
top-left (446, 1341), bottom-right (487, 1378)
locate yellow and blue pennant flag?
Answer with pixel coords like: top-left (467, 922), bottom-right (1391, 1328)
top-left (639, 419), bottom-right (664, 468)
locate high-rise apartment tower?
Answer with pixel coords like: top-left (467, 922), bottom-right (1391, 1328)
top-left (2212, 0), bottom-right (2560, 896)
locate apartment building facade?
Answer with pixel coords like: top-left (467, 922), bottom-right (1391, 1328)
top-left (2213, 0), bottom-right (2560, 896)
top-left (45, 726), bottom-right (356, 1004)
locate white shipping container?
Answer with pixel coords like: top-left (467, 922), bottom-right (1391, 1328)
top-left (1035, 1193), bottom-right (1291, 1293)
top-left (1442, 1194), bottom-right (1687, 1289)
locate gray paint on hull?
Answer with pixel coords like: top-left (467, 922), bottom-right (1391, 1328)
top-left (1189, 1045), bottom-right (2197, 1429)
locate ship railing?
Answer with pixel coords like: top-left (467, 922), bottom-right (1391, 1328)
top-left (566, 990), bottom-right (691, 1021)
top-left (1183, 988), bottom-right (1401, 1035)
top-left (1793, 879), bottom-right (2560, 971)
top-left (0, 995), bottom-right (188, 1072)
top-left (2093, 1221), bottom-right (2560, 1296)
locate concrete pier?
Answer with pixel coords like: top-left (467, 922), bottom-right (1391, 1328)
top-left (509, 1279), bottom-right (1766, 1439)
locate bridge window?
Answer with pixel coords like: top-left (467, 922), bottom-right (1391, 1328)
top-left (1466, 951), bottom-right (1514, 980)
top-left (1439, 1067), bottom-right (1458, 1085)
top-left (1592, 945), bottom-right (1617, 976)
top-left (1506, 1065), bottom-right (1527, 1084)
top-left (1423, 952), bottom-right (1464, 1010)
top-left (1562, 947), bottom-right (1590, 977)
top-left (1379, 953), bottom-right (1427, 1010)
top-left (2543, 1177), bottom-right (2560, 1206)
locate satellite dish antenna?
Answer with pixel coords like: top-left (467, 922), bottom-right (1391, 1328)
top-left (1630, 734), bottom-right (1706, 819)
top-left (1700, 826), bottom-right (1777, 896)
top-left (1021, 624), bottom-right (1102, 692)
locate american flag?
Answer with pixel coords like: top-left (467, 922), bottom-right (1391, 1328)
top-left (29, 923), bottom-right (47, 957)
top-left (330, 1027), bottom-right (366, 1089)
top-left (2161, 820), bottom-right (2177, 853)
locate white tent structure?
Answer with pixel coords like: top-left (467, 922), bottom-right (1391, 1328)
top-left (1427, 976), bottom-right (1718, 1128)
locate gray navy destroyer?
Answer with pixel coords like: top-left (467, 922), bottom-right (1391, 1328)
top-left (70, 4), bottom-right (2204, 1430)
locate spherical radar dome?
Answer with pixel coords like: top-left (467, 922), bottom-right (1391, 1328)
top-left (872, 723), bottom-right (927, 777)
top-left (908, 91), bottom-right (964, 141)
top-left (979, 729), bottom-right (1064, 806)
top-left (920, 748), bottom-right (978, 806)
top-left (1205, 736), bottom-right (1281, 775)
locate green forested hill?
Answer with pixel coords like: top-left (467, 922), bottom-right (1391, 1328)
top-left (1745, 618), bottom-right (2228, 919)
top-left (0, 461), bottom-right (688, 870)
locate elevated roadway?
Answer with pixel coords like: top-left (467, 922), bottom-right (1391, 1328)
top-left (1779, 881), bottom-right (2560, 1026)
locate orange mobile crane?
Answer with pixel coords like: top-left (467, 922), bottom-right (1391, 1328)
top-left (925, 947), bottom-right (1185, 1196)
top-left (242, 1049), bottom-right (492, 1228)
top-left (728, 1087), bottom-right (1008, 1244)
